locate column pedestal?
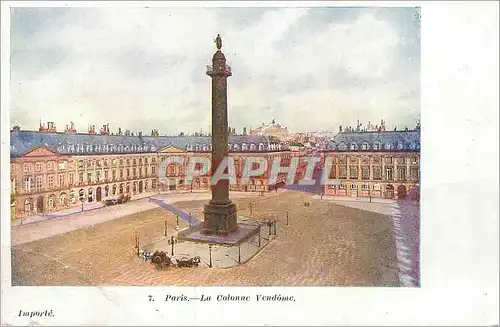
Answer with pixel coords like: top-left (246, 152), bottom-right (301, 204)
top-left (202, 202), bottom-right (238, 236)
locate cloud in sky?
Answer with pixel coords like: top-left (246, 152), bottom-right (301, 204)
top-left (10, 6), bottom-right (420, 135)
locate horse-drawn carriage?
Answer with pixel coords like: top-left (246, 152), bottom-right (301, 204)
top-left (105, 194), bottom-right (131, 206)
top-left (140, 250), bottom-right (201, 269)
top-left (176, 256), bottom-right (201, 268)
top-left (150, 251), bottom-right (172, 270)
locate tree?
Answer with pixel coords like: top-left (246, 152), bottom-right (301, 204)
top-left (243, 127), bottom-right (247, 135)
top-left (179, 132), bottom-right (185, 136)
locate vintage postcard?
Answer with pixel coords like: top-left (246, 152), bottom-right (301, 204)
top-left (1, 1), bottom-right (498, 326)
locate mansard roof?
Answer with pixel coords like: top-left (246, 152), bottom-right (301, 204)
top-left (327, 131), bottom-right (420, 152)
top-left (10, 131), bottom-right (286, 157)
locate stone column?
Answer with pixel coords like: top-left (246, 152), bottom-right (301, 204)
top-left (202, 35), bottom-right (238, 235)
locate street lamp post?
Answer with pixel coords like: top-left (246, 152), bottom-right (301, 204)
top-left (273, 220), bottom-right (277, 235)
top-left (286, 210), bottom-right (289, 225)
top-left (209, 244), bottom-right (213, 268)
top-left (238, 243), bottom-right (241, 264)
top-left (176, 215), bottom-right (179, 229)
top-left (164, 220), bottom-right (167, 237)
top-left (258, 225), bottom-right (261, 247)
top-left (249, 203), bottom-right (253, 215)
top-left (168, 236), bottom-right (177, 256)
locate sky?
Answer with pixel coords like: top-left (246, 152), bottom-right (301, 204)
top-left (10, 6), bottom-right (420, 135)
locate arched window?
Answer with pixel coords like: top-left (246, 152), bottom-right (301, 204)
top-left (259, 143), bottom-right (264, 151)
top-left (362, 142), bottom-right (369, 150)
top-left (195, 144), bottom-right (200, 151)
top-left (250, 143), bottom-right (257, 151)
top-left (242, 143), bottom-right (248, 151)
top-left (374, 142), bottom-right (381, 150)
top-left (350, 142), bottom-right (357, 150)
top-left (233, 144), bottom-right (240, 151)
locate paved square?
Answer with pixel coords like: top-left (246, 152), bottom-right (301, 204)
top-left (11, 191), bottom-right (399, 286)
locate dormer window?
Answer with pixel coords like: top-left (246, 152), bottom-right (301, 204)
top-left (103, 145), bottom-right (109, 152)
top-left (374, 142), bottom-right (381, 150)
top-left (259, 143), bottom-right (264, 151)
top-left (339, 143), bottom-right (347, 150)
top-left (397, 142), bottom-right (404, 150)
top-left (86, 144), bottom-right (92, 152)
top-left (195, 144), bottom-right (200, 151)
top-left (410, 142), bottom-right (416, 150)
top-left (250, 143), bottom-right (257, 151)
top-left (385, 143), bottom-right (392, 150)
top-left (362, 142), bottom-right (369, 150)
top-left (233, 144), bottom-right (239, 151)
top-left (350, 143), bottom-right (357, 150)
top-left (242, 143), bottom-right (248, 151)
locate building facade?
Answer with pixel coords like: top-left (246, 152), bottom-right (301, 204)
top-left (321, 130), bottom-right (420, 200)
top-left (10, 130), bottom-right (300, 219)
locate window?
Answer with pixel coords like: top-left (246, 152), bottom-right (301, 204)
top-left (362, 166), bottom-right (370, 179)
top-left (361, 184), bottom-right (369, 190)
top-left (79, 172), bottom-right (84, 183)
top-left (35, 162), bottom-right (43, 172)
top-left (398, 167), bottom-right (407, 181)
top-left (24, 176), bottom-right (33, 191)
top-left (87, 172), bottom-right (92, 183)
top-left (133, 159), bottom-right (137, 166)
top-left (120, 169), bottom-right (124, 179)
top-left (96, 171), bottom-right (101, 181)
top-left (48, 175), bottom-right (55, 188)
top-left (339, 166), bottom-right (347, 179)
top-left (35, 176), bottom-right (43, 191)
top-left (362, 142), bottom-right (369, 150)
top-left (350, 183), bottom-right (356, 190)
top-left (373, 167), bottom-right (382, 179)
top-left (349, 166), bottom-right (358, 179)
top-left (145, 167), bottom-right (148, 175)
top-left (151, 166), bottom-right (156, 174)
top-left (145, 158), bottom-right (148, 164)
top-left (69, 173), bottom-right (74, 185)
top-left (59, 174), bottom-right (65, 187)
top-left (397, 142), bottom-right (404, 150)
top-left (133, 168), bottom-right (136, 177)
top-left (397, 157), bottom-right (405, 164)
top-left (152, 157), bottom-right (156, 164)
top-left (339, 143), bottom-right (347, 150)
top-left (350, 156), bottom-right (358, 164)
top-left (152, 179), bottom-right (157, 189)
top-left (242, 143), bottom-right (248, 151)
top-left (78, 160), bottom-right (85, 169)
top-left (385, 143), bottom-right (392, 150)
top-left (373, 156), bottom-right (381, 164)
top-left (139, 158), bottom-right (142, 165)
top-left (339, 183), bottom-right (346, 190)
top-left (386, 167), bottom-right (393, 180)
top-left (112, 170), bottom-right (116, 180)
top-left (104, 170), bottom-right (109, 180)
top-left (412, 156), bottom-right (418, 164)
top-left (97, 160), bottom-right (102, 168)
top-left (58, 161), bottom-right (67, 170)
top-left (119, 159), bottom-right (124, 166)
top-left (385, 157), bottom-right (393, 164)
top-left (350, 143), bottom-right (356, 150)
top-left (374, 142), bottom-right (381, 150)
top-left (250, 143), bottom-right (257, 151)
top-left (23, 163), bottom-right (30, 173)
top-left (410, 167), bottom-right (419, 180)
top-left (127, 169), bottom-right (130, 178)
top-left (339, 156), bottom-right (346, 164)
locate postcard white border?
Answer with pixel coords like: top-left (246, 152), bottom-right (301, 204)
top-left (2, 1), bottom-right (499, 326)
